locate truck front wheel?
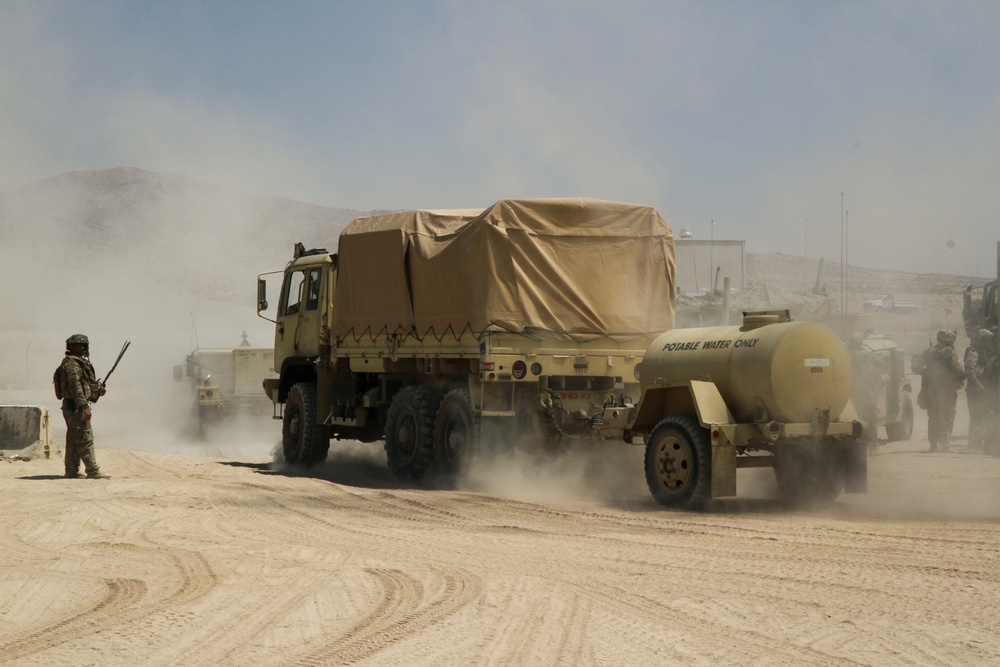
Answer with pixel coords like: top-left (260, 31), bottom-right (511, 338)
top-left (644, 415), bottom-right (712, 510)
top-left (385, 386), bottom-right (438, 479)
top-left (283, 382), bottom-right (329, 466)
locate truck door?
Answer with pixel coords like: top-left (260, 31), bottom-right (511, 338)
top-left (276, 266), bottom-right (323, 360)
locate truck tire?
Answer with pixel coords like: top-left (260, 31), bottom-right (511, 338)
top-left (644, 415), bottom-right (712, 510)
top-left (434, 389), bottom-right (478, 473)
top-left (885, 394), bottom-right (914, 442)
top-left (774, 443), bottom-right (844, 506)
top-left (385, 386), bottom-right (438, 479)
top-left (283, 382), bottom-right (329, 466)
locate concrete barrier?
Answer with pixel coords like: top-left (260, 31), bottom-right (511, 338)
top-left (0, 406), bottom-right (55, 460)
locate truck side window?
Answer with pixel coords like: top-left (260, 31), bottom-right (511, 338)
top-left (283, 271), bottom-right (306, 316)
top-left (306, 268), bottom-right (321, 311)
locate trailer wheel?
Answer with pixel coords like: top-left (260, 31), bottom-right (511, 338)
top-left (885, 394), bottom-right (914, 442)
top-left (283, 382), bottom-right (329, 466)
top-left (644, 415), bottom-right (712, 510)
top-left (774, 443), bottom-right (844, 506)
top-left (434, 389), bottom-right (478, 473)
top-left (385, 386), bottom-right (438, 479)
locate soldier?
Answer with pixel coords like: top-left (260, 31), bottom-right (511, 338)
top-left (911, 330), bottom-right (965, 453)
top-left (57, 334), bottom-right (111, 479)
top-left (964, 329), bottom-right (998, 451)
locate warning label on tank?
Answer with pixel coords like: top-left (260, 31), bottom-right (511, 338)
top-left (804, 358), bottom-right (830, 367)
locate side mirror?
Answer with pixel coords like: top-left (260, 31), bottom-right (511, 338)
top-left (257, 278), bottom-right (268, 312)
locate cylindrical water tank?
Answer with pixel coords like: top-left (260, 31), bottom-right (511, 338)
top-left (642, 318), bottom-right (852, 423)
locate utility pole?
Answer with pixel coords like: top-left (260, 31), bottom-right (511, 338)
top-left (840, 193), bottom-right (845, 336)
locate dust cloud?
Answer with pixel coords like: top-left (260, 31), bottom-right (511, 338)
top-left (456, 442), bottom-right (651, 509)
top-left (0, 168), bottom-right (355, 459)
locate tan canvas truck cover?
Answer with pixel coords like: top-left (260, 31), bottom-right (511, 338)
top-left (334, 198), bottom-right (676, 343)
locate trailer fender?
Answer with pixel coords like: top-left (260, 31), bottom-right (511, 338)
top-left (689, 380), bottom-right (736, 428)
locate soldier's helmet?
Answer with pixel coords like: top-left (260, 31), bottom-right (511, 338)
top-left (978, 329), bottom-right (996, 343)
top-left (66, 334), bottom-right (90, 347)
top-left (936, 330), bottom-right (957, 345)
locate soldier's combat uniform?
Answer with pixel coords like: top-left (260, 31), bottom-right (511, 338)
top-left (913, 330), bottom-right (965, 452)
top-left (59, 337), bottom-right (107, 478)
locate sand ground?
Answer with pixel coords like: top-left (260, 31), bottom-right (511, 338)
top-left (2, 393), bottom-right (999, 667)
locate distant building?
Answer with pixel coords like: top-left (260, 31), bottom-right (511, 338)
top-left (674, 238), bottom-right (746, 296)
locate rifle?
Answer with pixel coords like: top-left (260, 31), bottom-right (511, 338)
top-left (102, 340), bottom-right (131, 386)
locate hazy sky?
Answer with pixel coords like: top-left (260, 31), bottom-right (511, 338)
top-left (2, 1), bottom-right (998, 275)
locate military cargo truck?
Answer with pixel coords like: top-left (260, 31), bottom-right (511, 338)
top-left (599, 311), bottom-right (867, 508)
top-left (175, 342), bottom-right (278, 436)
top-left (257, 199), bottom-right (676, 476)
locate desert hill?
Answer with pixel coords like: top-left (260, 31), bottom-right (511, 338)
top-left (0, 167), bottom-right (374, 303)
top-left (0, 168), bottom-right (380, 389)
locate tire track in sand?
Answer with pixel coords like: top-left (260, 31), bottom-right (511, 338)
top-left (0, 578), bottom-right (147, 661)
top-left (286, 567), bottom-right (482, 666)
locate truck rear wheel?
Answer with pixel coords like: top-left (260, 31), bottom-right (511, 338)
top-left (283, 382), bottom-right (329, 466)
top-left (644, 415), bottom-right (712, 510)
top-left (385, 386), bottom-right (438, 479)
top-left (434, 389), bottom-right (478, 473)
top-left (885, 394), bottom-right (914, 441)
top-left (774, 443), bottom-right (844, 506)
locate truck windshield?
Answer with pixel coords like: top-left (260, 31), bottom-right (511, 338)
top-left (282, 271), bottom-right (306, 316)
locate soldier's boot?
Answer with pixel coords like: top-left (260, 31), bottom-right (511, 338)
top-left (64, 471), bottom-right (80, 478)
top-left (926, 441), bottom-right (939, 453)
top-left (939, 438), bottom-right (951, 453)
top-left (79, 444), bottom-right (107, 479)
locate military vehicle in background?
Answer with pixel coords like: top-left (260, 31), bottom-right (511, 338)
top-left (599, 311), bottom-right (866, 508)
top-left (862, 294), bottom-right (921, 314)
top-left (258, 199), bottom-right (674, 476)
top-left (848, 334), bottom-right (913, 446)
top-left (174, 333), bottom-right (278, 436)
top-left (810, 313), bottom-right (913, 447)
top-left (963, 280), bottom-right (998, 338)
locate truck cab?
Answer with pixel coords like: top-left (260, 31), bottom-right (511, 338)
top-left (267, 245), bottom-right (335, 403)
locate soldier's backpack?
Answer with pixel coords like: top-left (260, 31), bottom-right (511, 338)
top-left (53, 363), bottom-right (65, 400)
